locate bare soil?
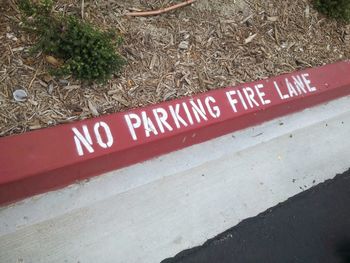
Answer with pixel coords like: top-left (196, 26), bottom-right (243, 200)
top-left (1, 0), bottom-right (349, 137)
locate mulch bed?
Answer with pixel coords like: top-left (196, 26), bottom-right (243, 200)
top-left (1, 0), bottom-right (349, 137)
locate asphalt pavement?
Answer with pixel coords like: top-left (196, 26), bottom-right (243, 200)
top-left (163, 169), bottom-right (350, 263)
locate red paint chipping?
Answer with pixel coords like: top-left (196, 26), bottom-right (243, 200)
top-left (1, 61), bottom-right (350, 205)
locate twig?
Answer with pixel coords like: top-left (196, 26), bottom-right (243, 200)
top-left (9, 0), bottom-right (20, 14)
top-left (4, 14), bottom-right (20, 23)
top-left (126, 0), bottom-right (196, 17)
top-left (28, 68), bottom-right (39, 90)
top-left (81, 0), bottom-right (85, 19)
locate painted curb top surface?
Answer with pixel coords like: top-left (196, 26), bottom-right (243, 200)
top-left (0, 61), bottom-right (350, 205)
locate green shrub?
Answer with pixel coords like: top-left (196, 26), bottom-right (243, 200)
top-left (314, 0), bottom-right (350, 22)
top-left (18, 0), bottom-right (125, 82)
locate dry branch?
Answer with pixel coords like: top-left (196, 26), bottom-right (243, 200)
top-left (126, 0), bottom-right (196, 17)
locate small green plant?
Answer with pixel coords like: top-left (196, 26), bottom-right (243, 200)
top-left (18, 0), bottom-right (125, 82)
top-left (314, 0), bottom-right (350, 22)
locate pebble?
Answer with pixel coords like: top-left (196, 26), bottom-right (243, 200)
top-left (48, 83), bottom-right (54, 95)
top-left (59, 79), bottom-right (69, 85)
top-left (6, 33), bottom-right (18, 41)
top-left (179, 41), bottom-right (189, 50)
top-left (13, 89), bottom-right (28, 102)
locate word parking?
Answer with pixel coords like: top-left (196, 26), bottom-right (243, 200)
top-left (125, 96), bottom-right (221, 141)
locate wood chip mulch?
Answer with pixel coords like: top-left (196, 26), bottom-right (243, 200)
top-left (1, 0), bottom-right (349, 137)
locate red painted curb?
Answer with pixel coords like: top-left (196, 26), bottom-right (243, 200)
top-left (1, 61), bottom-right (350, 205)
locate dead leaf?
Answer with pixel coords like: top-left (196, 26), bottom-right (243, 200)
top-left (29, 120), bottom-right (41, 130)
top-left (267, 16), bottom-right (279, 22)
top-left (305, 5), bottom-right (310, 19)
top-left (43, 74), bottom-right (53, 83)
top-left (149, 53), bottom-right (158, 70)
top-left (65, 85), bottom-right (81, 90)
top-left (112, 95), bottom-right (130, 107)
top-left (88, 100), bottom-right (99, 116)
top-left (244, 33), bottom-right (257, 44)
top-left (107, 89), bottom-right (119, 95)
top-left (45, 55), bottom-right (62, 67)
